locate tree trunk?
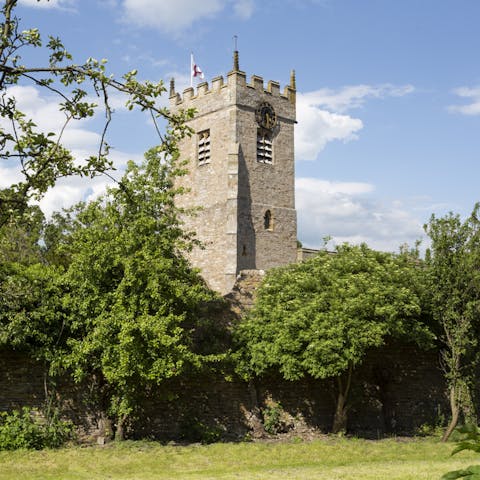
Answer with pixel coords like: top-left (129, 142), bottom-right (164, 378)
top-left (332, 390), bottom-right (348, 434)
top-left (332, 363), bottom-right (353, 435)
top-left (442, 385), bottom-right (460, 442)
top-left (246, 380), bottom-right (266, 438)
top-left (115, 415), bottom-right (127, 442)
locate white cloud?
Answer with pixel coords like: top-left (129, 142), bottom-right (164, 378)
top-left (120, 0), bottom-right (253, 34)
top-left (296, 95), bottom-right (363, 160)
top-left (296, 84), bottom-right (414, 161)
top-left (61, 129), bottom-right (102, 151)
top-left (18, 0), bottom-right (77, 10)
top-left (0, 86), bottom-right (96, 148)
top-left (233, 0), bottom-right (254, 19)
top-left (0, 85), bottom-right (145, 217)
top-left (37, 149), bottom-right (143, 217)
top-left (296, 177), bottom-right (425, 252)
top-left (448, 86), bottom-right (480, 115)
top-left (302, 84), bottom-right (414, 114)
top-left (0, 165), bottom-right (23, 189)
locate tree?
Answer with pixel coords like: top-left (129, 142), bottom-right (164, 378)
top-left (234, 243), bottom-right (433, 434)
top-left (0, 202), bottom-right (69, 414)
top-left (0, 261), bottom-right (65, 368)
top-left (0, 203), bottom-right (43, 264)
top-left (60, 146), bottom-right (217, 440)
top-left (0, 0), bottom-right (220, 441)
top-left (0, 0), bottom-right (192, 227)
top-left (424, 205), bottom-right (480, 441)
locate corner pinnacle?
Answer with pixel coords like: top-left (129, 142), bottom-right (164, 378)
top-left (233, 50), bottom-right (239, 71)
top-left (290, 70), bottom-right (296, 90)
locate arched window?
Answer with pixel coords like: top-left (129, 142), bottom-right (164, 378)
top-left (264, 210), bottom-right (273, 230)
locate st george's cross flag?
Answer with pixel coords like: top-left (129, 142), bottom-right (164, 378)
top-left (190, 53), bottom-right (204, 87)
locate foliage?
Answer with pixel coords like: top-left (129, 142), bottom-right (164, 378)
top-left (442, 425), bottom-right (480, 479)
top-left (415, 409), bottom-right (446, 438)
top-left (0, 0), bottom-right (193, 226)
top-left (59, 146), bottom-right (218, 439)
top-left (261, 400), bottom-right (285, 435)
top-left (0, 261), bottom-right (65, 360)
top-left (424, 204), bottom-right (480, 441)
top-left (0, 204), bottom-right (68, 373)
top-left (0, 1), bottom-right (216, 442)
top-left (0, 407), bottom-right (74, 450)
top-left (0, 204), bottom-right (44, 264)
top-left (179, 416), bottom-right (224, 444)
top-left (234, 243), bottom-right (433, 433)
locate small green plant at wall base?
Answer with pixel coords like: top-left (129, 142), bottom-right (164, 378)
top-left (262, 401), bottom-right (284, 435)
top-left (179, 416), bottom-right (223, 444)
top-left (441, 425), bottom-right (480, 479)
top-left (0, 407), bottom-right (74, 450)
top-left (416, 408), bottom-right (446, 438)
top-left (416, 422), bottom-right (444, 438)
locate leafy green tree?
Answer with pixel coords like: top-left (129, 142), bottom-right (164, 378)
top-left (0, 202), bottom-right (73, 412)
top-left (234, 243), bottom-right (433, 434)
top-left (441, 425), bottom-right (480, 479)
top-left (0, 261), bottom-right (64, 360)
top-left (424, 205), bottom-right (480, 441)
top-left (0, 0), bottom-right (211, 442)
top-left (0, 204), bottom-right (44, 264)
top-left (0, 206), bottom-right (68, 407)
top-left (0, 0), bottom-right (192, 226)
top-left (61, 146), bottom-right (217, 440)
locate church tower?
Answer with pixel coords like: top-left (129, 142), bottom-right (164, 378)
top-left (169, 52), bottom-right (297, 294)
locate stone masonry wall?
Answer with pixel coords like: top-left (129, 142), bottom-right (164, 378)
top-left (0, 270), bottom-right (449, 442)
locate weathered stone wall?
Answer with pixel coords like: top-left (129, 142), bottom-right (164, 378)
top-left (297, 247), bottom-right (321, 262)
top-left (0, 271), bottom-right (449, 442)
top-left (0, 353), bottom-right (45, 412)
top-left (0, 349), bottom-right (108, 442)
top-left (0, 342), bottom-right (447, 442)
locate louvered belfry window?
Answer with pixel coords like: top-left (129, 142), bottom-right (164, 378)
top-left (198, 129), bottom-right (211, 165)
top-left (257, 129), bottom-right (273, 164)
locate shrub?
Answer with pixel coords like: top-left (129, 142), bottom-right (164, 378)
top-left (179, 415), bottom-right (224, 444)
top-left (262, 400), bottom-right (287, 435)
top-left (0, 407), bottom-right (74, 450)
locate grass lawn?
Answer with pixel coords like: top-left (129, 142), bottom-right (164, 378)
top-left (0, 437), bottom-right (477, 480)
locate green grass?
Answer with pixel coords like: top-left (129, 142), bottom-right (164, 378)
top-left (0, 437), bottom-right (477, 480)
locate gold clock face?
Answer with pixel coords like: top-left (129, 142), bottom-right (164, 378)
top-left (255, 102), bottom-right (277, 130)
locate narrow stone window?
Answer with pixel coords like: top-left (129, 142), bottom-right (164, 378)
top-left (197, 129), bottom-right (210, 165)
top-left (264, 210), bottom-right (273, 230)
top-left (257, 129), bottom-right (273, 164)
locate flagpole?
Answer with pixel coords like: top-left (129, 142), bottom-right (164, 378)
top-left (190, 52), bottom-right (193, 88)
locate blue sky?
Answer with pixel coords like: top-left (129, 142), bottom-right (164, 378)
top-left (7, 0), bottom-right (480, 252)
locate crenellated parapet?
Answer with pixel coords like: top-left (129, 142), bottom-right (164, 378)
top-left (169, 51), bottom-right (296, 109)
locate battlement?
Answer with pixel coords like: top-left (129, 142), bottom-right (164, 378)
top-left (169, 51), bottom-right (296, 108)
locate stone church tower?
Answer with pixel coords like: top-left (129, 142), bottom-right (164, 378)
top-left (169, 52), bottom-right (297, 294)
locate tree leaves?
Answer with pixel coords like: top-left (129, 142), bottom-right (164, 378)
top-left (235, 243), bottom-right (432, 382)
top-left (233, 243), bottom-right (433, 431)
top-left (424, 204), bottom-right (480, 439)
top-left (59, 147), bottom-right (217, 425)
top-left (442, 426), bottom-right (480, 479)
top-left (0, 0), bottom-right (194, 227)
